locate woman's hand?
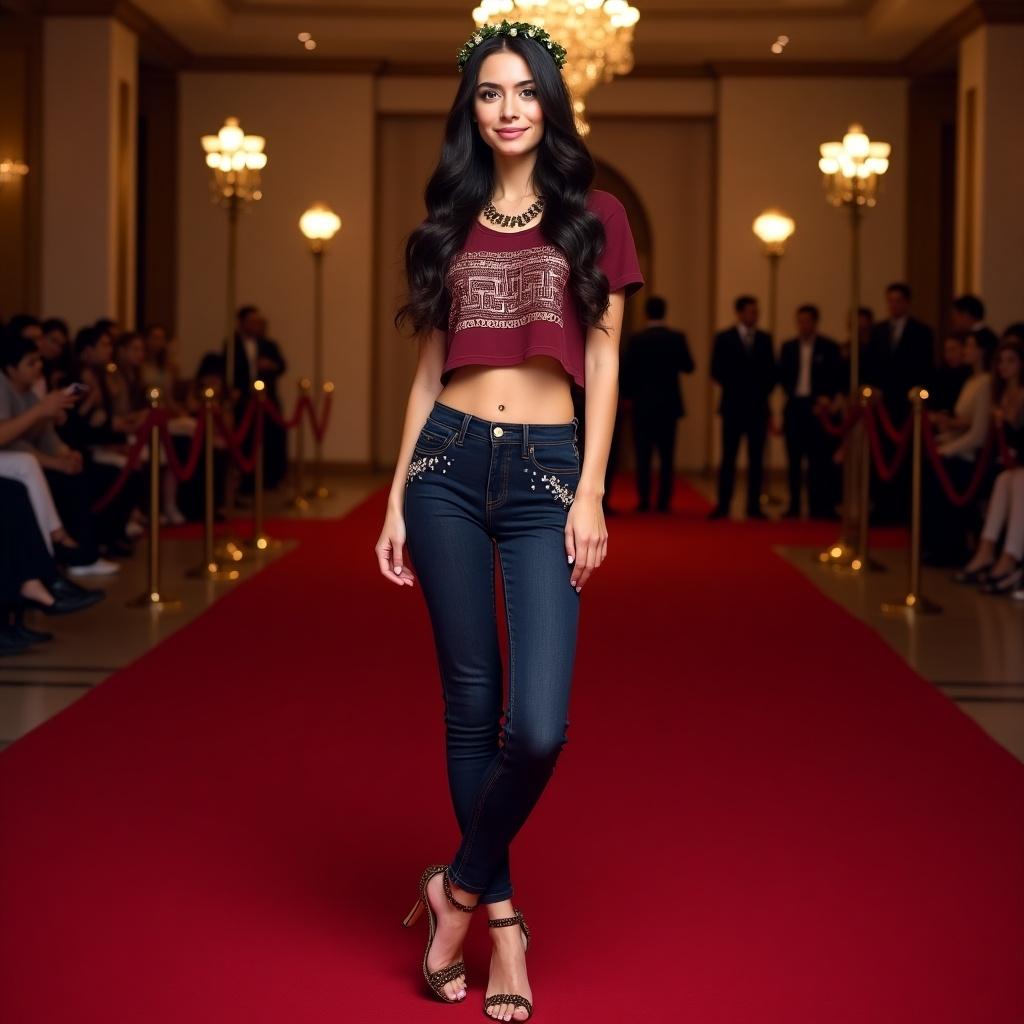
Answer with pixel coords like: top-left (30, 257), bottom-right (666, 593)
top-left (376, 508), bottom-right (416, 588)
top-left (565, 485), bottom-right (607, 593)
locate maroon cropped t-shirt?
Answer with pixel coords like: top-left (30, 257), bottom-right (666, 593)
top-left (441, 189), bottom-right (644, 389)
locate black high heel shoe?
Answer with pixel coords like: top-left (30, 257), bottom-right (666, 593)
top-left (981, 565), bottom-right (1023, 595)
top-left (402, 864), bottom-right (477, 1003)
top-left (952, 561), bottom-right (995, 584)
top-left (483, 909), bottom-right (533, 1021)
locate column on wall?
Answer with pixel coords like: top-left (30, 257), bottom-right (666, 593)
top-left (40, 17), bottom-right (137, 329)
top-left (955, 23), bottom-right (1024, 330)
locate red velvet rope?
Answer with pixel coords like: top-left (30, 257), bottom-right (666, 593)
top-left (816, 402), bottom-right (863, 438)
top-left (158, 416), bottom-right (206, 483)
top-left (873, 400), bottom-right (907, 444)
top-left (213, 403), bottom-right (262, 474)
top-left (90, 408), bottom-right (165, 513)
top-left (921, 415), bottom-right (995, 508)
top-left (89, 387), bottom-right (335, 511)
top-left (263, 393), bottom-right (310, 430)
top-left (307, 391), bottom-right (333, 443)
top-left (863, 404), bottom-right (913, 482)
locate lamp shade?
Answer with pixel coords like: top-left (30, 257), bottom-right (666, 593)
top-left (752, 208), bottom-right (796, 247)
top-left (300, 202), bottom-right (342, 243)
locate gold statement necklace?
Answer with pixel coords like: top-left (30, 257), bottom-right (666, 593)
top-left (482, 195), bottom-right (545, 229)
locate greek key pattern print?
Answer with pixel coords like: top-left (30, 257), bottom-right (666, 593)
top-left (447, 245), bottom-right (570, 332)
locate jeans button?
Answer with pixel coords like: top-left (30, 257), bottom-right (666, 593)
top-left (493, 426), bottom-right (503, 437)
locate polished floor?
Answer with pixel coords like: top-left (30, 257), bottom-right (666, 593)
top-left (2, 469), bottom-right (1022, 764)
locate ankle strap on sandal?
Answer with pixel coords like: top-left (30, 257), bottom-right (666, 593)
top-left (442, 867), bottom-right (477, 913)
top-left (488, 908), bottom-right (524, 929)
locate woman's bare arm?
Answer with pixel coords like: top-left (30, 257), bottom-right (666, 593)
top-left (387, 329), bottom-right (447, 517)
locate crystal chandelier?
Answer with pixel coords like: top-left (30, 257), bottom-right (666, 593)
top-left (471, 0), bottom-right (640, 136)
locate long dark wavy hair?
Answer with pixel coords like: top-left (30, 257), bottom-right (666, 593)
top-left (394, 34), bottom-right (609, 337)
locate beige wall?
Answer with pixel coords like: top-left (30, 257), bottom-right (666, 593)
top-left (177, 72), bottom-right (375, 463)
top-left (956, 24), bottom-right (1024, 331)
top-left (717, 75), bottom-right (908, 468)
top-left (41, 17), bottom-right (137, 328)
top-left (178, 69), bottom-right (912, 470)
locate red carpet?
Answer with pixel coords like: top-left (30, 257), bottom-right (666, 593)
top-left (2, 479), bottom-right (1022, 1023)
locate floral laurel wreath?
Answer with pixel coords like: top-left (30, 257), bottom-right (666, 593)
top-left (457, 19), bottom-right (568, 74)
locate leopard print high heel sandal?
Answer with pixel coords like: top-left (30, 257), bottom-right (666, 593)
top-left (482, 908), bottom-right (533, 1020)
top-left (402, 864), bottom-right (477, 1003)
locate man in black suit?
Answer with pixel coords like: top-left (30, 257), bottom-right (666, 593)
top-left (620, 295), bottom-right (695, 513)
top-left (778, 304), bottom-right (842, 519)
top-left (226, 305), bottom-right (288, 490)
top-left (709, 295), bottom-right (776, 520)
top-left (862, 282), bottom-right (935, 524)
top-left (862, 282), bottom-right (934, 421)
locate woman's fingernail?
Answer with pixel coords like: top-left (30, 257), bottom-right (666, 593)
top-left (394, 566), bottom-right (402, 574)
top-left (567, 554), bottom-right (574, 563)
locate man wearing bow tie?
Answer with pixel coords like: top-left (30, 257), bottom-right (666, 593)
top-left (778, 304), bottom-right (841, 519)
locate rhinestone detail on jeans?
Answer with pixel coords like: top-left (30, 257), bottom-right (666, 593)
top-left (407, 452), bottom-right (454, 483)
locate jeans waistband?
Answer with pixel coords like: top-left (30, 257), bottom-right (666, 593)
top-left (429, 399), bottom-right (578, 445)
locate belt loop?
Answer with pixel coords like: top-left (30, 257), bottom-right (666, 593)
top-left (457, 412), bottom-right (471, 446)
top-left (522, 422), bottom-right (530, 458)
top-left (571, 415), bottom-right (579, 440)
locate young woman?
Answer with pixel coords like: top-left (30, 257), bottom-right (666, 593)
top-left (374, 21), bottom-right (642, 1022)
top-left (956, 334), bottom-right (1024, 591)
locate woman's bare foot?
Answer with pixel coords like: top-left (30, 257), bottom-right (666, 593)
top-left (424, 871), bottom-right (476, 1002)
top-left (19, 579), bottom-right (54, 606)
top-left (484, 902), bottom-right (531, 1021)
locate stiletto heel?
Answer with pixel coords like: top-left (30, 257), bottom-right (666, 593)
top-left (483, 909), bottom-right (533, 1021)
top-left (406, 864), bottom-right (478, 1003)
top-left (402, 897), bottom-right (425, 929)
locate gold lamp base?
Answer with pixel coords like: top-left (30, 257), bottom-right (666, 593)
top-left (881, 593), bottom-right (942, 615)
top-left (126, 591), bottom-right (183, 611)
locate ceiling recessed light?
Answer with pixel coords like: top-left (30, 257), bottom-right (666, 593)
top-left (304, 38), bottom-right (317, 50)
top-left (771, 42), bottom-right (784, 54)
top-left (298, 31), bottom-right (311, 42)
top-left (778, 34), bottom-right (789, 45)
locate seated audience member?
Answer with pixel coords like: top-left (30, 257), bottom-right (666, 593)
top-left (0, 478), bottom-right (105, 656)
top-left (141, 323), bottom-right (184, 413)
top-left (113, 331), bottom-right (150, 421)
top-left (58, 325), bottom-right (144, 559)
top-left (928, 335), bottom-right (972, 414)
top-left (955, 335), bottom-right (1024, 593)
top-left (950, 294), bottom-right (1000, 354)
top-left (38, 318), bottom-right (72, 392)
top-left (0, 335), bottom-right (117, 575)
top-left (923, 330), bottom-right (996, 565)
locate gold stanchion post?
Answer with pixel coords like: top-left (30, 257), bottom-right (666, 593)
top-left (128, 388), bottom-right (182, 610)
top-left (188, 387), bottom-right (240, 581)
top-left (848, 385), bottom-right (884, 574)
top-left (245, 380), bottom-right (280, 552)
top-left (311, 380), bottom-right (334, 500)
top-left (882, 387), bottom-right (941, 614)
top-left (290, 378), bottom-right (312, 511)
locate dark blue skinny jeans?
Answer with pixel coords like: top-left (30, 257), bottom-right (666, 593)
top-left (404, 399), bottom-right (582, 904)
